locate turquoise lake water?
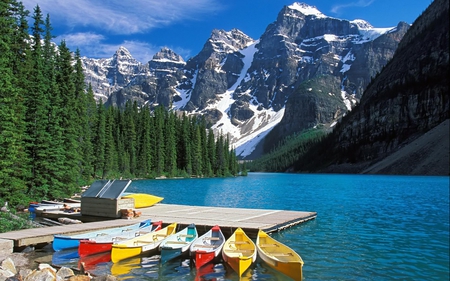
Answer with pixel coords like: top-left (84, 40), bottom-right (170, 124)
top-left (53, 173), bottom-right (450, 280)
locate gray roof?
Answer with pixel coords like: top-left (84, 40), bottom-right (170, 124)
top-left (82, 180), bottom-right (131, 199)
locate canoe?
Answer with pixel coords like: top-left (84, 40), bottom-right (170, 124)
top-left (78, 251), bottom-right (111, 271)
top-left (121, 193), bottom-right (163, 208)
top-left (111, 222), bottom-right (177, 263)
top-left (256, 230), bottom-right (304, 281)
top-left (159, 223), bottom-right (198, 264)
top-left (222, 227), bottom-right (257, 276)
top-left (78, 221), bottom-right (162, 257)
top-left (35, 202), bottom-right (81, 215)
top-left (52, 219), bottom-right (152, 251)
top-left (190, 225), bottom-right (225, 268)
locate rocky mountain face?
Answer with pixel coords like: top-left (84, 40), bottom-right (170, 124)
top-left (81, 2), bottom-right (409, 158)
top-left (297, 0), bottom-right (449, 174)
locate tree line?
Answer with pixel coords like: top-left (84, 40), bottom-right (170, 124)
top-left (247, 129), bottom-right (326, 172)
top-left (0, 1), bottom-right (239, 207)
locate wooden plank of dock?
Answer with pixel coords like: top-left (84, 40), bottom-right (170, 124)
top-left (0, 203), bottom-right (316, 251)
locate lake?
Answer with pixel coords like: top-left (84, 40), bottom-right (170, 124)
top-left (53, 173), bottom-right (450, 280)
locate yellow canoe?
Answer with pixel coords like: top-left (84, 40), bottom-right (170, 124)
top-left (111, 223), bottom-right (177, 263)
top-left (256, 230), bottom-right (304, 281)
top-left (222, 227), bottom-right (256, 276)
top-left (122, 193), bottom-right (164, 208)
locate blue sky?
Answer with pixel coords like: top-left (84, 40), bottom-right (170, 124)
top-left (21, 0), bottom-right (432, 62)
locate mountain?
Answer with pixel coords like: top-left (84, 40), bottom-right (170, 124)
top-left (292, 0), bottom-right (449, 175)
top-left (81, 2), bottom-right (409, 159)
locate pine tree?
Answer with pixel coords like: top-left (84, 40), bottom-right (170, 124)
top-left (191, 124), bottom-right (203, 177)
top-left (207, 129), bottom-right (216, 176)
top-left (93, 100), bottom-right (106, 177)
top-left (0, 0), bottom-right (28, 205)
top-left (74, 49), bottom-right (93, 184)
top-left (103, 106), bottom-right (118, 178)
top-left (56, 40), bottom-right (80, 195)
top-left (24, 5), bottom-right (54, 199)
top-left (136, 105), bottom-right (153, 177)
top-left (165, 111), bottom-right (177, 176)
top-left (178, 113), bottom-right (192, 175)
top-left (43, 13), bottom-right (66, 198)
top-left (154, 106), bottom-right (166, 175)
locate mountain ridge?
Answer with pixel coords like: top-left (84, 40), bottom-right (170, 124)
top-left (81, 2), bottom-right (409, 159)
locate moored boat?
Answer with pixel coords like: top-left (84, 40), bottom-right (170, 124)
top-left (190, 225), bottom-right (225, 268)
top-left (256, 230), bottom-right (304, 281)
top-left (111, 222), bottom-right (178, 263)
top-left (78, 221), bottom-right (162, 257)
top-left (52, 219), bottom-right (152, 251)
top-left (222, 227), bottom-right (256, 276)
top-left (159, 223), bottom-right (198, 264)
top-left (121, 193), bottom-right (164, 208)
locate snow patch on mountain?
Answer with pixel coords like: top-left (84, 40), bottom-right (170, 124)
top-left (203, 40), bottom-right (285, 157)
top-left (352, 19), bottom-right (394, 43)
top-left (288, 2), bottom-right (326, 18)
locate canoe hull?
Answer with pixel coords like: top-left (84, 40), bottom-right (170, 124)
top-left (53, 219), bottom-right (151, 251)
top-left (222, 228), bottom-right (256, 277)
top-left (122, 193), bottom-right (163, 208)
top-left (111, 223), bottom-right (177, 263)
top-left (223, 255), bottom-right (254, 277)
top-left (159, 223), bottom-right (197, 264)
top-left (256, 230), bottom-right (303, 281)
top-left (190, 225), bottom-right (225, 268)
top-left (195, 251), bottom-right (216, 269)
top-left (53, 236), bottom-right (82, 251)
top-left (78, 241), bottom-right (112, 257)
top-left (78, 221), bottom-right (162, 257)
top-left (111, 245), bottom-right (143, 263)
top-left (160, 248), bottom-right (182, 264)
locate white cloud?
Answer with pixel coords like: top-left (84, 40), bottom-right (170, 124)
top-left (21, 0), bottom-right (222, 34)
top-left (331, 0), bottom-right (375, 14)
top-left (55, 32), bottom-right (192, 63)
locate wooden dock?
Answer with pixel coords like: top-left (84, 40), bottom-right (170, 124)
top-left (0, 203), bottom-right (316, 252)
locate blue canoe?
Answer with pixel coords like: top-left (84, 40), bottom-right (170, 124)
top-left (159, 223), bottom-right (198, 264)
top-left (53, 219), bottom-right (151, 251)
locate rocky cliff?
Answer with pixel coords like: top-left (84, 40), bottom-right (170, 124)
top-left (293, 0), bottom-right (449, 175)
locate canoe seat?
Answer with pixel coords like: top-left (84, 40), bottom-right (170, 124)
top-left (229, 241), bottom-right (249, 244)
top-left (166, 241), bottom-right (188, 244)
top-left (194, 244), bottom-right (216, 248)
top-left (134, 240), bottom-right (154, 244)
top-left (96, 233), bottom-right (108, 236)
top-left (260, 243), bottom-right (279, 247)
top-left (112, 237), bottom-right (128, 241)
top-left (226, 249), bottom-right (253, 253)
top-left (271, 252), bottom-right (293, 257)
top-left (178, 234), bottom-right (194, 238)
top-left (203, 237), bottom-right (220, 240)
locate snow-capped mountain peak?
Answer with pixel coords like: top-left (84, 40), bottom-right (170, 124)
top-left (288, 2), bottom-right (325, 18)
top-left (351, 19), bottom-right (374, 29)
top-left (209, 28), bottom-right (255, 53)
top-left (113, 46), bottom-right (134, 60)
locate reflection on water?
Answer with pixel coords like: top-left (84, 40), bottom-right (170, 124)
top-left (51, 249), bottom-right (296, 280)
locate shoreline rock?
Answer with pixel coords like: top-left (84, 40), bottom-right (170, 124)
top-left (0, 254), bottom-right (117, 281)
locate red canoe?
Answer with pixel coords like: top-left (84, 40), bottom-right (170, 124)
top-left (78, 221), bottom-right (162, 257)
top-left (190, 225), bottom-right (225, 268)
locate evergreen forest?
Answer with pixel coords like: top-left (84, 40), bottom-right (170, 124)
top-left (247, 129), bottom-right (326, 172)
top-left (0, 1), bottom-right (239, 207)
